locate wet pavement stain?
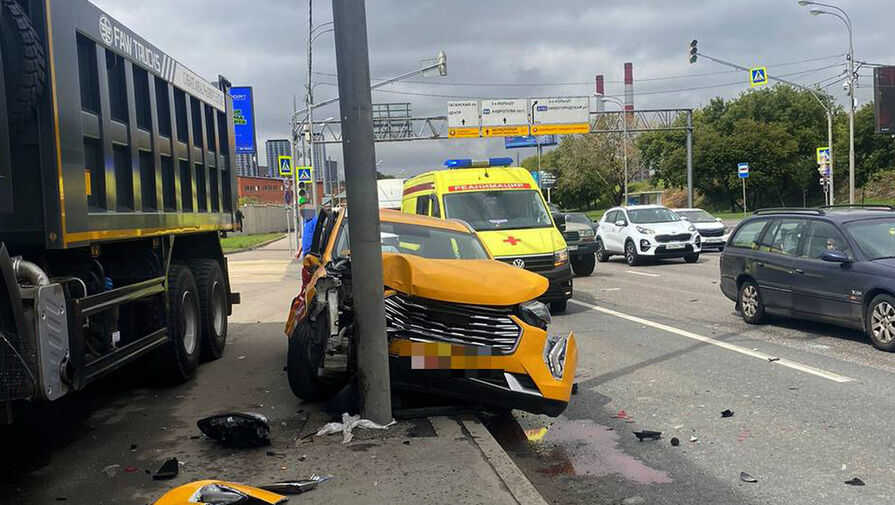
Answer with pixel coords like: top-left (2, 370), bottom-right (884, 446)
top-left (528, 419), bottom-right (671, 484)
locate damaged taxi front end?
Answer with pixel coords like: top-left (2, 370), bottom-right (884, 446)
top-left (285, 209), bottom-right (576, 417)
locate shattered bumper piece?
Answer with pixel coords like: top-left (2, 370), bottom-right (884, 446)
top-left (152, 480), bottom-right (286, 505)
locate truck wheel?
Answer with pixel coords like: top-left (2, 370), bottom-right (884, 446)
top-left (287, 318), bottom-right (338, 401)
top-left (571, 253), bottom-right (596, 277)
top-left (1, 0), bottom-right (47, 132)
top-left (150, 264), bottom-right (200, 384)
top-left (189, 259), bottom-right (228, 361)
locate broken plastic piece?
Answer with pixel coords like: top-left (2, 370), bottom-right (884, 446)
top-left (721, 409), bottom-right (734, 418)
top-left (102, 464), bottom-right (120, 477)
top-left (740, 472), bottom-right (758, 483)
top-left (152, 458), bottom-right (179, 481)
top-left (689, 435), bottom-right (699, 442)
top-left (844, 477), bottom-right (865, 486)
top-left (152, 481), bottom-right (286, 505)
top-left (316, 412), bottom-right (396, 444)
top-left (632, 430), bottom-right (662, 441)
top-left (259, 475), bottom-right (331, 495)
top-left (767, 356), bottom-right (780, 362)
top-left (670, 437), bottom-right (680, 446)
top-left (197, 412), bottom-right (271, 448)
top-left (571, 383), bottom-right (579, 395)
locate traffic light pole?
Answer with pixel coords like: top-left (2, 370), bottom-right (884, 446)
top-left (331, 0), bottom-right (392, 424)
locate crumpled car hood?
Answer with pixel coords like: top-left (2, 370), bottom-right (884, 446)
top-left (382, 254), bottom-right (548, 306)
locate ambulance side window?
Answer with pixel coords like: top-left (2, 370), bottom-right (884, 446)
top-left (415, 195), bottom-right (431, 216)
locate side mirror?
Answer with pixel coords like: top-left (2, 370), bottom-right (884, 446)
top-left (820, 250), bottom-right (850, 263)
top-left (615, 219), bottom-right (627, 227)
top-left (552, 212), bottom-right (566, 233)
top-left (716, 217), bottom-right (723, 223)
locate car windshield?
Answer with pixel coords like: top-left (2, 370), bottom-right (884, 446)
top-left (627, 208), bottom-right (681, 224)
top-left (565, 213), bottom-right (593, 224)
top-left (675, 209), bottom-right (717, 223)
top-left (442, 190), bottom-right (552, 231)
top-left (334, 220), bottom-right (489, 260)
top-left (844, 218), bottom-right (895, 260)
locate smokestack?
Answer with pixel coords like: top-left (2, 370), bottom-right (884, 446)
top-left (594, 75), bottom-right (604, 112)
top-left (623, 62), bottom-right (634, 112)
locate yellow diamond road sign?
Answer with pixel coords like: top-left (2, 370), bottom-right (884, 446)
top-left (278, 155), bottom-right (293, 176)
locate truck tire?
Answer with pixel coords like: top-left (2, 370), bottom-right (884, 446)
top-left (1, 0), bottom-right (47, 132)
top-left (571, 253), bottom-right (596, 277)
top-left (189, 259), bottom-right (228, 361)
top-left (287, 318), bottom-right (338, 401)
top-left (149, 264), bottom-right (200, 384)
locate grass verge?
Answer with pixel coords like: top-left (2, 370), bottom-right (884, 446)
top-left (221, 233), bottom-right (285, 253)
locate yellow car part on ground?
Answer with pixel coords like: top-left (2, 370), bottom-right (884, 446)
top-left (152, 480), bottom-right (285, 505)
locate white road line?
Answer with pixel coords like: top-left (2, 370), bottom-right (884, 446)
top-left (625, 270), bottom-right (660, 277)
top-left (600, 288), bottom-right (621, 292)
top-left (569, 299), bottom-right (854, 383)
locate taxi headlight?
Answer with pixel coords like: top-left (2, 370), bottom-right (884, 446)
top-left (519, 300), bottom-right (551, 330)
top-left (554, 249), bottom-right (569, 266)
top-left (543, 333), bottom-right (569, 380)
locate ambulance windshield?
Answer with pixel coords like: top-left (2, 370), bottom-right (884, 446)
top-left (443, 190), bottom-right (552, 231)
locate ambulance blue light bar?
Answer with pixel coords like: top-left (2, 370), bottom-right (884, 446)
top-left (444, 157), bottom-right (514, 169)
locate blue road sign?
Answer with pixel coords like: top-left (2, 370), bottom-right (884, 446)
top-left (738, 162), bottom-right (750, 178)
top-left (297, 167), bottom-right (313, 182)
top-left (750, 67), bottom-right (767, 87)
top-left (278, 155), bottom-right (293, 176)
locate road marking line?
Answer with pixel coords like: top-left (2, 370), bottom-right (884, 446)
top-left (601, 288), bottom-right (621, 292)
top-left (625, 270), bottom-right (660, 277)
top-left (569, 299), bottom-right (853, 383)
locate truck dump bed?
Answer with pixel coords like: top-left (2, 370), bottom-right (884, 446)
top-left (0, 0), bottom-right (236, 249)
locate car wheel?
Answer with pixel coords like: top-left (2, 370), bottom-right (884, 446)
top-left (571, 253), bottom-right (596, 276)
top-left (189, 259), bottom-right (228, 361)
top-left (624, 240), bottom-right (641, 266)
top-left (595, 239), bottom-right (610, 262)
top-left (149, 264), bottom-right (201, 384)
top-left (684, 253), bottom-right (699, 263)
top-left (287, 317), bottom-right (340, 401)
top-left (738, 280), bottom-right (766, 324)
top-left (866, 294), bottom-right (895, 352)
top-left (550, 300), bottom-right (568, 313)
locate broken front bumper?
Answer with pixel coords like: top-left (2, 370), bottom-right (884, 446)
top-left (387, 313), bottom-right (577, 417)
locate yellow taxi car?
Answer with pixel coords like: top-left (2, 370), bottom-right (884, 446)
top-left (401, 158), bottom-right (572, 312)
top-left (285, 208), bottom-right (577, 416)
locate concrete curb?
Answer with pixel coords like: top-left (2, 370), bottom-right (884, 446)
top-left (461, 417), bottom-right (549, 505)
top-left (223, 235), bottom-right (286, 255)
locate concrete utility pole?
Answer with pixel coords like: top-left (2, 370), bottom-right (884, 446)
top-left (330, 0), bottom-right (392, 424)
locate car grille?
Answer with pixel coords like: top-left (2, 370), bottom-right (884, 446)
top-left (563, 231), bottom-right (580, 242)
top-left (699, 228), bottom-right (725, 238)
top-left (497, 254), bottom-right (554, 272)
top-left (655, 233), bottom-right (692, 243)
top-left (384, 294), bottom-right (522, 354)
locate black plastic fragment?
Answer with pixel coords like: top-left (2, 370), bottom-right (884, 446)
top-left (197, 412), bottom-right (271, 448)
top-left (259, 480), bottom-right (319, 494)
top-left (740, 472), bottom-right (757, 483)
top-left (152, 457), bottom-right (179, 480)
top-left (844, 477), bottom-right (865, 486)
top-left (633, 430), bottom-right (662, 441)
top-left (721, 409), bottom-right (734, 418)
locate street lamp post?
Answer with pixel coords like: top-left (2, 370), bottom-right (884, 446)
top-left (601, 96), bottom-right (629, 206)
top-left (799, 0), bottom-right (855, 203)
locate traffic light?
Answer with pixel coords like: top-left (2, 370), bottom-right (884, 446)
top-left (298, 181), bottom-right (308, 205)
top-left (689, 40), bottom-right (698, 64)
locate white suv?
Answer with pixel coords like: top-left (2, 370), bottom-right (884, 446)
top-left (596, 205), bottom-right (701, 266)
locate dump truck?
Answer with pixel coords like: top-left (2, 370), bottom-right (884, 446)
top-left (0, 0), bottom-right (239, 422)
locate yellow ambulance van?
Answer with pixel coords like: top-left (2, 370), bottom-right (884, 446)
top-left (402, 158), bottom-right (572, 312)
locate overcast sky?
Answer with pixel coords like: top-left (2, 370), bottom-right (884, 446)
top-left (92, 0), bottom-right (892, 177)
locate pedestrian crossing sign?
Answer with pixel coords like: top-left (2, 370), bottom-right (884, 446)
top-left (278, 155), bottom-right (293, 176)
top-left (297, 166), bottom-right (313, 182)
top-left (816, 146), bottom-right (831, 164)
top-left (750, 67), bottom-right (767, 87)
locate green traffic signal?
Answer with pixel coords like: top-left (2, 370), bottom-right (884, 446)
top-left (298, 197), bottom-right (308, 205)
top-left (689, 39), bottom-right (698, 64)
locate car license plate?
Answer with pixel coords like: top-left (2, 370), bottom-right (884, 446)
top-left (704, 237), bottom-right (721, 243)
top-left (568, 245), bottom-right (578, 251)
top-left (666, 243), bottom-right (685, 250)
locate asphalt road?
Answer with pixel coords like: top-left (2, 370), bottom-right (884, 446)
top-left (491, 251), bottom-right (895, 505)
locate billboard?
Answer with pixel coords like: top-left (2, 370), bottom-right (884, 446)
top-left (504, 135), bottom-right (558, 149)
top-left (230, 86), bottom-right (256, 153)
top-left (874, 67), bottom-right (895, 134)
